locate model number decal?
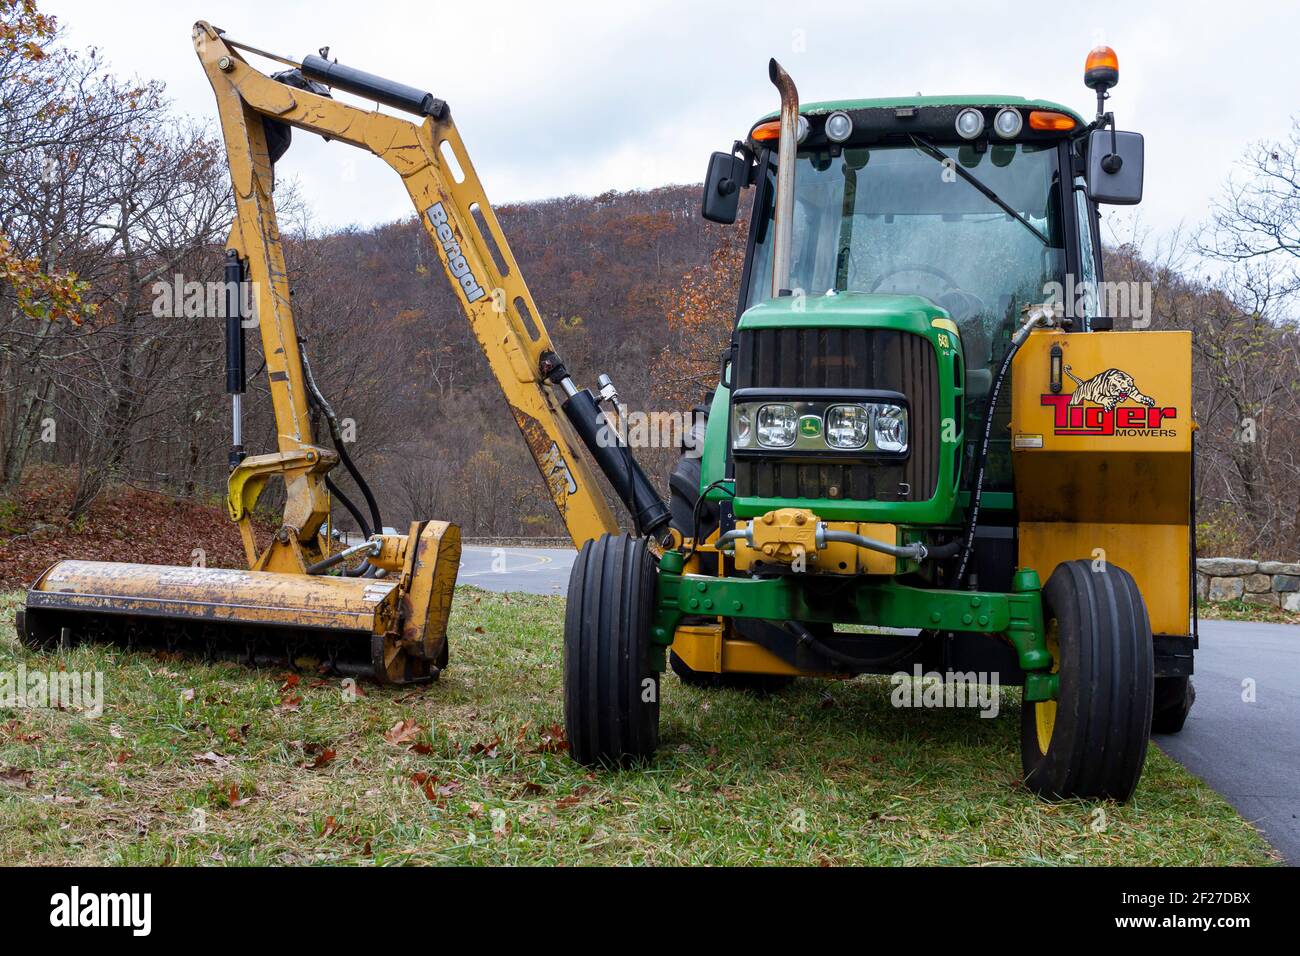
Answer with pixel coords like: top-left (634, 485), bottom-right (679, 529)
top-left (426, 202), bottom-right (486, 304)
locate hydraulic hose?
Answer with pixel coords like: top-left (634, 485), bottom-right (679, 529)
top-left (787, 620), bottom-right (924, 670)
top-left (953, 308), bottom-right (1057, 585)
top-left (300, 343), bottom-right (384, 576)
top-left (325, 474), bottom-right (372, 540)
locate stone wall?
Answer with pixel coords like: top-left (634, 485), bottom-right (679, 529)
top-left (1197, 558), bottom-right (1300, 611)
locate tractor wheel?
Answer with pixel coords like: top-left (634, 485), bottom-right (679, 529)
top-left (563, 532), bottom-right (660, 766)
top-left (1020, 560), bottom-right (1154, 802)
top-left (666, 442), bottom-right (795, 694)
top-left (1151, 676), bottom-right (1195, 734)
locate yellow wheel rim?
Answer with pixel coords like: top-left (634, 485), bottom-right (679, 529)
top-left (1033, 621), bottom-right (1060, 755)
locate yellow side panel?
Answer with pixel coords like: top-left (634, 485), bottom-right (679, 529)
top-left (1018, 522), bottom-right (1190, 636)
top-left (1011, 330), bottom-right (1193, 636)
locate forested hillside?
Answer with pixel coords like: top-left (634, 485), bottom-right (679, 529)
top-left (4, 0), bottom-right (1300, 561)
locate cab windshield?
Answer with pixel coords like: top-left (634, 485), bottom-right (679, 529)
top-left (746, 140), bottom-right (1066, 370)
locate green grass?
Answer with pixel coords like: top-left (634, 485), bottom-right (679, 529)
top-left (0, 589), bottom-right (1279, 866)
top-left (1199, 598), bottom-right (1300, 625)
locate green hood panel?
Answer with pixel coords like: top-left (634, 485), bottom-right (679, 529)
top-left (737, 292), bottom-right (953, 334)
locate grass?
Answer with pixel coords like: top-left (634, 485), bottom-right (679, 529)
top-left (1199, 598), bottom-right (1300, 625)
top-left (0, 588), bottom-right (1280, 866)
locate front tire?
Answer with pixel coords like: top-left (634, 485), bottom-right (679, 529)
top-left (564, 533), bottom-right (660, 766)
top-left (1020, 560), bottom-right (1154, 802)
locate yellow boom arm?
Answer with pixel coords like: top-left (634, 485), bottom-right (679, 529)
top-left (194, 21), bottom-right (623, 555)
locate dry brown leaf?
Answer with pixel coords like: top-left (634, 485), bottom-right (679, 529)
top-left (533, 724), bottom-right (568, 754)
top-left (0, 766), bottom-right (33, 788)
top-left (384, 719), bottom-right (421, 745)
top-left (303, 747), bottom-right (336, 771)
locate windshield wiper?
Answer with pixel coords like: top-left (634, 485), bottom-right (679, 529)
top-left (908, 135), bottom-right (1049, 247)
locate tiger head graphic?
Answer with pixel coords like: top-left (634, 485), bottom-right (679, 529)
top-left (1063, 365), bottom-right (1156, 410)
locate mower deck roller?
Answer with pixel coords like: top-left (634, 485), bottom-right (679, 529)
top-left (19, 522), bottom-right (461, 684)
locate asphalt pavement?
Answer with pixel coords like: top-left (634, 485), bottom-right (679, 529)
top-left (1154, 620), bottom-right (1299, 865)
top-left (457, 545), bottom-right (575, 593)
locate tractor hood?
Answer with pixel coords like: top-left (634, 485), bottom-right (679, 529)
top-left (738, 291), bottom-right (957, 339)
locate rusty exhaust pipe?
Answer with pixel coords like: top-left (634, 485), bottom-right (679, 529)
top-left (768, 58), bottom-right (800, 298)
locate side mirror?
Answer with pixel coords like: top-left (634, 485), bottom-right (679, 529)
top-left (1086, 129), bottom-right (1144, 205)
top-left (701, 151), bottom-right (747, 223)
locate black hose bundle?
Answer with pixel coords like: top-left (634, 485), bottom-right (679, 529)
top-left (952, 311), bottom-right (1053, 584)
top-left (300, 342), bottom-right (385, 576)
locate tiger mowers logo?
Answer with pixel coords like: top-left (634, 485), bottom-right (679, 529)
top-left (1041, 364), bottom-right (1178, 437)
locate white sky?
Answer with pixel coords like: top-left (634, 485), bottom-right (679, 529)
top-left (43, 0), bottom-right (1300, 249)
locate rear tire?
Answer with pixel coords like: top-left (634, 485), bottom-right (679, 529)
top-left (564, 533), bottom-right (660, 766)
top-left (1019, 560), bottom-right (1154, 802)
top-left (1151, 676), bottom-right (1195, 734)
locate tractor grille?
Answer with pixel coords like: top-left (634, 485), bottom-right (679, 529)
top-left (732, 327), bottom-right (940, 502)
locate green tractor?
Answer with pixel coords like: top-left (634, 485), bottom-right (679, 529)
top-left (564, 47), bottom-right (1196, 801)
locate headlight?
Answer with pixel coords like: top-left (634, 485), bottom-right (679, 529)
top-left (955, 107), bottom-right (984, 140)
top-left (734, 404), bottom-right (752, 447)
top-left (825, 404), bottom-right (871, 449)
top-left (824, 110), bottom-right (853, 143)
top-left (796, 115), bottom-right (809, 144)
top-left (756, 404), bottom-right (797, 447)
top-left (731, 398), bottom-right (908, 455)
top-left (993, 107), bottom-right (1023, 138)
top-left (873, 404), bottom-right (908, 453)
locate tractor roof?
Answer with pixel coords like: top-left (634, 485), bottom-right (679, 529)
top-left (758, 95), bottom-right (1086, 127)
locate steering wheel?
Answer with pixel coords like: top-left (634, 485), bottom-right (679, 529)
top-left (869, 262), bottom-right (987, 330)
top-left (868, 262), bottom-right (963, 293)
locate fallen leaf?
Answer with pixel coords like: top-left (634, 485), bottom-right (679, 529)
top-left (179, 688), bottom-right (195, 702)
top-left (409, 742), bottom-right (433, 756)
top-left (409, 772), bottom-right (441, 802)
top-left (193, 751), bottom-right (231, 769)
top-left (0, 767), bottom-right (33, 788)
top-left (533, 724), bottom-right (568, 754)
top-left (384, 719), bottom-right (421, 745)
top-left (303, 748), bottom-right (336, 771)
top-left (469, 736), bottom-right (501, 758)
top-left (323, 815), bottom-right (339, 837)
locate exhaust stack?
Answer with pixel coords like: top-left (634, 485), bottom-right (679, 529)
top-left (768, 58), bottom-right (800, 298)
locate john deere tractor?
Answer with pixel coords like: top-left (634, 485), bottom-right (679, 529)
top-left (563, 47), bottom-right (1195, 801)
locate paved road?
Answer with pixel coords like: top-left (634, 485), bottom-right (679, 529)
top-left (460, 550), bottom-right (1297, 862)
top-left (457, 546), bottom-right (575, 594)
top-left (1154, 620), bottom-right (1299, 865)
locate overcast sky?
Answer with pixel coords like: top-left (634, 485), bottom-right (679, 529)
top-left (43, 0), bottom-right (1300, 250)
